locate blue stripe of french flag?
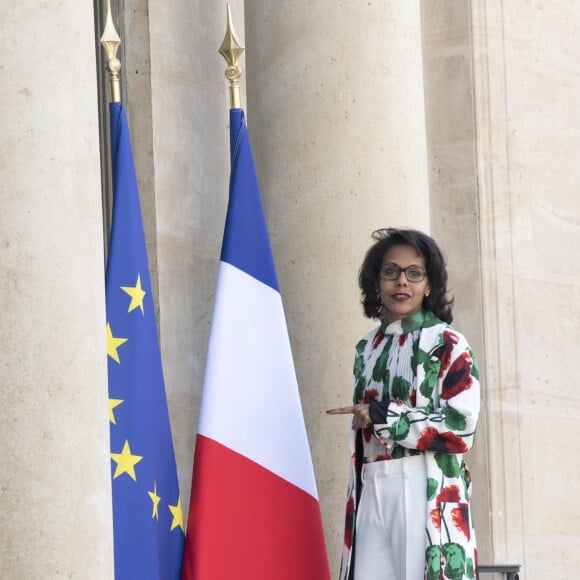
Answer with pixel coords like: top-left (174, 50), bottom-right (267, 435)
top-left (181, 109), bottom-right (331, 580)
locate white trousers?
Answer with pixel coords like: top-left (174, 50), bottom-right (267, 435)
top-left (354, 455), bottom-right (427, 580)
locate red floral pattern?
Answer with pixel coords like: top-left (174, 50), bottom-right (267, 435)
top-left (416, 427), bottom-right (469, 454)
top-left (344, 497), bottom-right (355, 549)
top-left (362, 388), bottom-right (379, 404)
top-left (436, 485), bottom-right (461, 504)
top-left (435, 331), bottom-right (459, 377)
top-left (372, 331), bottom-right (385, 350)
top-left (430, 508), bottom-right (441, 531)
top-left (451, 504), bottom-right (471, 540)
top-left (441, 352), bottom-right (473, 400)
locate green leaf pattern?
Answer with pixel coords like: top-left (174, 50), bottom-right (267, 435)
top-left (372, 345), bottom-right (389, 383)
top-left (435, 453), bottom-right (460, 477)
top-left (420, 358), bottom-right (440, 399)
top-left (465, 557), bottom-right (474, 579)
top-left (443, 542), bottom-right (466, 580)
top-left (468, 347), bottom-right (479, 380)
top-left (443, 406), bottom-right (467, 431)
top-left (391, 375), bottom-right (411, 401)
top-left (353, 339), bottom-right (367, 403)
top-left (427, 477), bottom-right (438, 501)
top-left (426, 545), bottom-right (442, 580)
top-left (387, 413), bottom-right (411, 440)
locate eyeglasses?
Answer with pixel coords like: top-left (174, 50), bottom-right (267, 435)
top-left (380, 264), bottom-right (427, 283)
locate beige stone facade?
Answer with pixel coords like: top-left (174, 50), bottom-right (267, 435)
top-left (2, 1), bottom-right (579, 578)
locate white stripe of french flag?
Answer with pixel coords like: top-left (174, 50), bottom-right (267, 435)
top-left (181, 109), bottom-right (331, 580)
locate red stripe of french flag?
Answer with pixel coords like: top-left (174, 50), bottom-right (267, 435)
top-left (181, 109), bottom-right (330, 580)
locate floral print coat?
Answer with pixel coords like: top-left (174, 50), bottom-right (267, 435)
top-left (339, 310), bottom-right (480, 580)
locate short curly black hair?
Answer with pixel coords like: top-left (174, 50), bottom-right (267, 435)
top-left (359, 228), bottom-right (454, 323)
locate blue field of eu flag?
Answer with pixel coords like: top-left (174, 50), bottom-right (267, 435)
top-left (105, 102), bottom-right (184, 579)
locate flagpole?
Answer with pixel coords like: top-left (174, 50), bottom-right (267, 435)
top-left (218, 4), bottom-right (245, 109)
top-left (100, 0), bottom-right (122, 104)
top-left (100, 2), bottom-right (185, 576)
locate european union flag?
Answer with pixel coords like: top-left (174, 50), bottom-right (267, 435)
top-left (105, 102), bottom-right (184, 579)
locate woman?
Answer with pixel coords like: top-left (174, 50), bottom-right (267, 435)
top-left (327, 228), bottom-right (479, 580)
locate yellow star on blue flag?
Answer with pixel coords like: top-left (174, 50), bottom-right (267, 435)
top-left (105, 102), bottom-right (184, 579)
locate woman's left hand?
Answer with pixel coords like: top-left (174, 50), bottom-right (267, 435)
top-left (327, 404), bottom-right (372, 430)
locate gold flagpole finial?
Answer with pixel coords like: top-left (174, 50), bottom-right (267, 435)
top-left (218, 4), bottom-right (245, 109)
top-left (100, 0), bottom-right (122, 103)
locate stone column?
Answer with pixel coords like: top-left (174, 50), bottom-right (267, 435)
top-left (470, 1), bottom-right (580, 575)
top-left (0, 3), bottom-right (113, 578)
top-left (420, 0), bottom-right (492, 561)
top-left (243, 2), bottom-right (430, 571)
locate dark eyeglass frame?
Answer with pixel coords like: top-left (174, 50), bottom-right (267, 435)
top-left (379, 264), bottom-right (427, 283)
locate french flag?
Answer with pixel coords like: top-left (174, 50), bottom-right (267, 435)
top-left (181, 109), bottom-right (331, 580)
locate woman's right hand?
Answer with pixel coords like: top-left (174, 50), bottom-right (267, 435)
top-left (326, 404), bottom-right (372, 430)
